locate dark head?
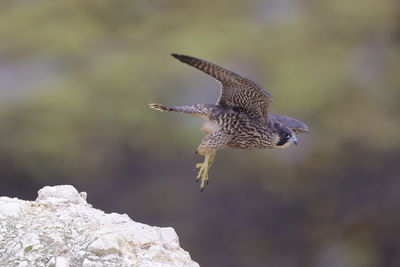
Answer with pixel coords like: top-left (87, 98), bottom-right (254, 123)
top-left (272, 122), bottom-right (298, 149)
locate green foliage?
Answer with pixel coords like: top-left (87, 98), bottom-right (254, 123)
top-left (24, 245), bottom-right (33, 253)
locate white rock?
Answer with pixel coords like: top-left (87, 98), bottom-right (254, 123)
top-left (12, 243), bottom-right (24, 258)
top-left (0, 185), bottom-right (199, 267)
top-left (103, 212), bottom-right (131, 224)
top-left (160, 227), bottom-right (178, 243)
top-left (48, 256), bottom-right (69, 267)
top-left (36, 185), bottom-right (86, 205)
top-left (82, 259), bottom-right (96, 267)
top-left (0, 198), bottom-right (27, 218)
top-left (160, 227), bottom-right (179, 250)
top-left (17, 261), bottom-right (29, 267)
top-left (21, 232), bottom-right (40, 249)
top-left (87, 233), bottom-right (128, 256)
top-left (79, 191), bottom-right (87, 200)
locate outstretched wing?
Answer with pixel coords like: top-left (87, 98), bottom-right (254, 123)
top-left (172, 54), bottom-right (273, 125)
top-left (269, 113), bottom-right (310, 134)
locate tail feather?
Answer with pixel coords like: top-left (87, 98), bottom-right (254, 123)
top-left (149, 103), bottom-right (211, 118)
top-left (148, 103), bottom-right (175, 112)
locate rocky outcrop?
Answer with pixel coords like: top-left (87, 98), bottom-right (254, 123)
top-left (0, 185), bottom-right (199, 267)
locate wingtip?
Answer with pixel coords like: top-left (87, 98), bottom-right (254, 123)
top-left (302, 124), bottom-right (311, 133)
top-left (171, 53), bottom-right (183, 60)
top-left (171, 53), bottom-right (193, 63)
top-left (303, 121), bottom-right (311, 132)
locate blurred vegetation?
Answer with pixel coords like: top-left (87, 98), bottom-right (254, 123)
top-left (0, 0), bottom-right (399, 266)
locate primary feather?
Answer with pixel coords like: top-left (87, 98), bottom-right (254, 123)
top-left (171, 54), bottom-right (273, 125)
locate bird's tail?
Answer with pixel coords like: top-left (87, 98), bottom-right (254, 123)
top-left (149, 103), bottom-right (210, 118)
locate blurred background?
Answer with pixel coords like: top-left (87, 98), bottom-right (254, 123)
top-left (1, 0), bottom-right (400, 266)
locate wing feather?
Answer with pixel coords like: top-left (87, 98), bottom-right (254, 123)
top-left (171, 54), bottom-right (273, 124)
top-left (269, 113), bottom-right (310, 134)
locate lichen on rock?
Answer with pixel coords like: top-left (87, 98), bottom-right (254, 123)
top-left (0, 185), bottom-right (199, 267)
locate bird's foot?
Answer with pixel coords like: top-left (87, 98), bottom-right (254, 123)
top-left (195, 152), bottom-right (215, 191)
top-left (195, 161), bottom-right (209, 191)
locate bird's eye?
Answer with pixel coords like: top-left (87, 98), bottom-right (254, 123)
top-left (282, 133), bottom-right (291, 139)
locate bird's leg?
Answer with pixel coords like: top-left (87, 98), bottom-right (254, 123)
top-left (196, 152), bottom-right (216, 191)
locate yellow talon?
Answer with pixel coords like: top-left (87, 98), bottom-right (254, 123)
top-left (195, 152), bottom-right (216, 190)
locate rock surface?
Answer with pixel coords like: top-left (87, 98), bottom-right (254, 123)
top-left (0, 185), bottom-right (199, 267)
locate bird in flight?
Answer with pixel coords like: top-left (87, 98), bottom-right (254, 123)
top-left (149, 54), bottom-right (309, 191)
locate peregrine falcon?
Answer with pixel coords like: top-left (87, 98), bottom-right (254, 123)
top-left (149, 54), bottom-right (309, 191)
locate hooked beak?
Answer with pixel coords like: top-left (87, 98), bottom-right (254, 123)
top-left (289, 136), bottom-right (298, 145)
